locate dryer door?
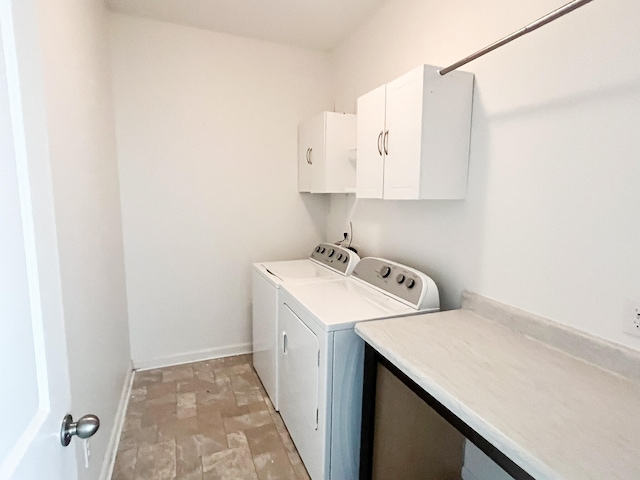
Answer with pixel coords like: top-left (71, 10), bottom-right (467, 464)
top-left (279, 303), bottom-right (323, 479)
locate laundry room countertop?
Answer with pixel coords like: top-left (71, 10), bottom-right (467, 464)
top-left (355, 292), bottom-right (640, 480)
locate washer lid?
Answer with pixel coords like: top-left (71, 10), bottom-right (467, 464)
top-left (254, 259), bottom-right (342, 285)
top-left (283, 279), bottom-right (425, 332)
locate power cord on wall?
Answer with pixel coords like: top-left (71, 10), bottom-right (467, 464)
top-left (335, 221), bottom-right (357, 254)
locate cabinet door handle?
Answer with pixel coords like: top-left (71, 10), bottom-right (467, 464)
top-left (377, 131), bottom-right (383, 156)
top-left (305, 148), bottom-right (310, 164)
top-left (383, 130), bottom-right (389, 155)
top-left (282, 331), bottom-right (288, 354)
top-left (308, 148), bottom-right (313, 165)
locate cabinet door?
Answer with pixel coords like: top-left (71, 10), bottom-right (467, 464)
top-left (297, 118), bottom-right (315, 192)
top-left (383, 66), bottom-right (424, 199)
top-left (356, 85), bottom-right (386, 198)
top-left (306, 113), bottom-right (326, 193)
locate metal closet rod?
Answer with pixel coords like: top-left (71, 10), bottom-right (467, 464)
top-left (439, 0), bottom-right (594, 76)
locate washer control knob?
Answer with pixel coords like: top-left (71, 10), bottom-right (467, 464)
top-left (343, 256), bottom-right (348, 263)
top-left (337, 253), bottom-right (343, 261)
top-left (328, 248), bottom-right (335, 257)
top-left (316, 246), bottom-right (321, 253)
top-left (381, 266), bottom-right (391, 278)
top-left (320, 247), bottom-right (326, 254)
top-left (396, 274), bottom-right (405, 284)
top-left (406, 278), bottom-right (416, 289)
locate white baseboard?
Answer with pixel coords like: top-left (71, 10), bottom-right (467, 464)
top-left (99, 364), bottom-right (134, 480)
top-left (132, 342), bottom-right (252, 371)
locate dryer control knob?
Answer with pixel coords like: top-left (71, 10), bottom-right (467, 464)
top-left (320, 247), bottom-right (326, 253)
top-left (342, 256), bottom-right (348, 263)
top-left (406, 278), bottom-right (416, 289)
top-left (337, 253), bottom-right (343, 261)
top-left (381, 266), bottom-right (391, 278)
top-left (396, 274), bottom-right (405, 284)
top-left (328, 248), bottom-right (335, 257)
top-left (316, 246), bottom-right (321, 253)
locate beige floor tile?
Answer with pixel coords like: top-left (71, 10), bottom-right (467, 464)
top-left (176, 435), bottom-right (204, 478)
top-left (158, 416), bottom-right (200, 440)
top-left (112, 448), bottom-right (137, 480)
top-left (248, 400), bottom-right (269, 413)
top-left (292, 462), bottom-right (311, 480)
top-left (135, 440), bottom-right (176, 480)
top-left (148, 390), bottom-right (177, 405)
top-left (223, 410), bottom-right (273, 435)
top-left (178, 376), bottom-right (216, 393)
top-left (235, 388), bottom-right (264, 407)
top-left (202, 446), bottom-right (258, 480)
top-left (226, 431), bottom-right (249, 449)
top-left (122, 416), bottom-right (142, 432)
top-left (245, 424), bottom-right (297, 480)
top-left (244, 424), bottom-right (283, 456)
top-left (112, 355), bottom-right (310, 480)
top-left (230, 372), bottom-right (261, 392)
top-left (142, 402), bottom-right (176, 427)
top-left (117, 425), bottom-right (158, 452)
top-left (177, 392), bottom-right (197, 419)
top-left (134, 370), bottom-right (163, 386)
top-left (162, 365), bottom-right (194, 383)
top-left (147, 380), bottom-right (176, 399)
top-left (180, 432), bottom-right (228, 457)
top-left (252, 450), bottom-right (297, 480)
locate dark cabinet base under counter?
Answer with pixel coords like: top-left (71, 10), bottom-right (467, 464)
top-left (360, 343), bottom-right (532, 480)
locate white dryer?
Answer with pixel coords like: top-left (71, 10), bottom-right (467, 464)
top-left (278, 257), bottom-right (439, 480)
top-left (252, 243), bottom-right (360, 411)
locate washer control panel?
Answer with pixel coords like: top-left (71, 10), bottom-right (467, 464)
top-left (350, 257), bottom-right (439, 310)
top-left (309, 243), bottom-right (360, 275)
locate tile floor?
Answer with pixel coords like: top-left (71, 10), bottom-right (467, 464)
top-left (111, 354), bottom-right (311, 480)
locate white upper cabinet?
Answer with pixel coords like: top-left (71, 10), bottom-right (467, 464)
top-left (356, 65), bottom-right (474, 200)
top-left (355, 85), bottom-right (386, 198)
top-left (298, 112), bottom-right (356, 194)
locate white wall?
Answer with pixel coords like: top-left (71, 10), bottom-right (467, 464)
top-left (108, 14), bottom-right (332, 367)
top-left (328, 0), bottom-right (640, 351)
top-left (34, 0), bottom-right (131, 478)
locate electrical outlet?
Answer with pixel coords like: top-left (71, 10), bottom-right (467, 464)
top-left (623, 299), bottom-right (640, 337)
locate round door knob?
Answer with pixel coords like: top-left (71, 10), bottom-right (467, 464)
top-left (406, 278), bottom-right (416, 289)
top-left (396, 274), bottom-right (405, 284)
top-left (381, 266), bottom-right (391, 278)
top-left (61, 414), bottom-right (100, 446)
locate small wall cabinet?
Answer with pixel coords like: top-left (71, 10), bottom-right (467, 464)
top-left (298, 112), bottom-right (356, 194)
top-left (356, 65), bottom-right (474, 200)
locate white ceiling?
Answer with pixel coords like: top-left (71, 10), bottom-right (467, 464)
top-left (105, 0), bottom-right (386, 52)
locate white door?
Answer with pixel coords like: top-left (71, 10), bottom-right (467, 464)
top-left (279, 303), bottom-right (323, 480)
top-left (297, 117), bottom-right (313, 192)
top-left (384, 66), bottom-right (423, 199)
top-left (0, 1), bottom-right (77, 479)
top-left (356, 84), bottom-right (386, 199)
top-left (306, 113), bottom-right (326, 193)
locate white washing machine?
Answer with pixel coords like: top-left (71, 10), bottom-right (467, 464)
top-left (252, 243), bottom-right (360, 411)
top-left (277, 257), bottom-right (439, 480)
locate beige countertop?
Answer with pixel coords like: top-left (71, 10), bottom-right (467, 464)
top-left (355, 292), bottom-right (640, 480)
